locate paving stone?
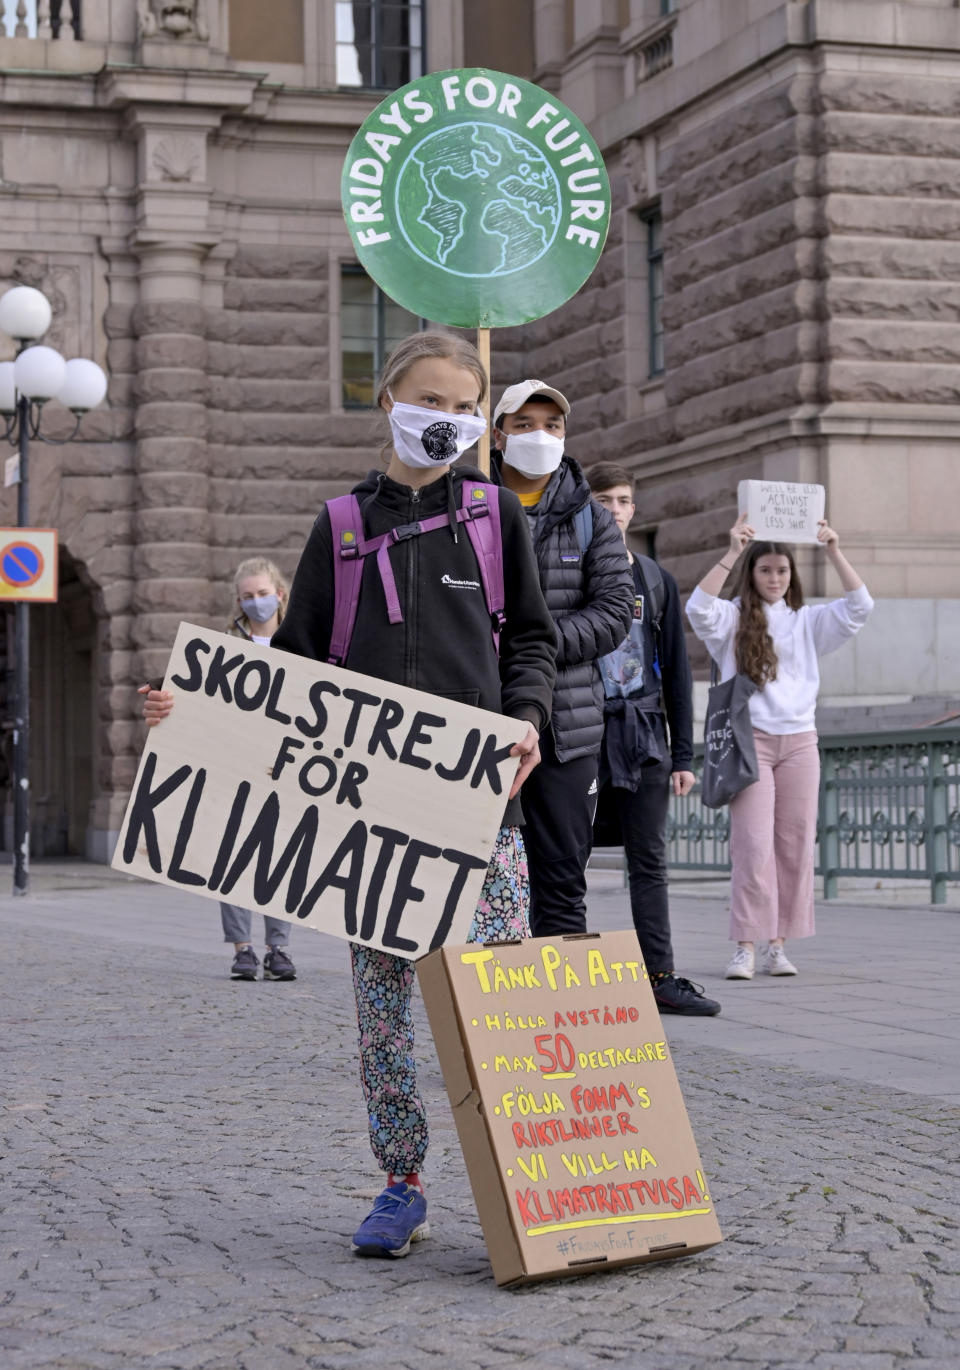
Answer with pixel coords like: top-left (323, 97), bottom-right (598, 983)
top-left (2, 871), bottom-right (958, 1368)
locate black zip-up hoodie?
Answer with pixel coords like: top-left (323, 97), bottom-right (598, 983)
top-left (271, 465), bottom-right (558, 824)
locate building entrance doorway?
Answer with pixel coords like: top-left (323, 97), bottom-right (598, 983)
top-left (1, 547), bottom-right (97, 858)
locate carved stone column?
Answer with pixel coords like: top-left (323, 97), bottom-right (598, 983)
top-left (131, 249), bottom-right (212, 685)
top-left (98, 67), bottom-right (260, 691)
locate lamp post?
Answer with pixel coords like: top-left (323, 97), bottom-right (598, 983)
top-left (0, 285), bottom-right (108, 896)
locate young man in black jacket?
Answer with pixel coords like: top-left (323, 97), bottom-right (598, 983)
top-left (493, 381), bottom-right (634, 937)
top-left (586, 461), bottom-right (720, 1016)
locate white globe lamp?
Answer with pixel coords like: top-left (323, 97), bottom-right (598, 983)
top-left (0, 286), bottom-right (53, 343)
top-left (58, 358), bottom-right (108, 413)
top-left (14, 345), bottom-right (67, 402)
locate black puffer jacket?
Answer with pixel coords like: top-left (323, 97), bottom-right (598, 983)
top-left (495, 454), bottom-right (634, 762)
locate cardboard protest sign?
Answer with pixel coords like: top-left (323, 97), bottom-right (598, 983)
top-left (418, 930), bottom-right (722, 1285)
top-left (112, 624), bottom-right (526, 958)
top-left (738, 480), bottom-right (826, 544)
top-left (341, 68), bottom-right (611, 328)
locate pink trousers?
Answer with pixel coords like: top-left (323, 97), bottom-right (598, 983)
top-left (728, 729), bottom-right (820, 944)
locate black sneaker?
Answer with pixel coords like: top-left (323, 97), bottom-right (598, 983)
top-left (653, 974), bottom-right (721, 1016)
top-left (230, 946), bottom-right (259, 981)
top-left (263, 948), bottom-right (297, 981)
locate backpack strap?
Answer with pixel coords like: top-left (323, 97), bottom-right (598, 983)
top-left (634, 553), bottom-right (664, 629)
top-left (326, 485), bottom-right (506, 665)
top-left (326, 494), bottom-right (366, 666)
top-left (633, 553), bottom-right (666, 686)
top-left (461, 482), bottom-right (505, 656)
top-left (573, 500), bottom-right (594, 555)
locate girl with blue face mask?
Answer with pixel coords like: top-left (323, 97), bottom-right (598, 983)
top-left (231, 556), bottom-right (287, 643)
top-left (212, 557), bottom-right (297, 980)
top-left (140, 557), bottom-right (297, 984)
top-left (216, 557), bottom-right (299, 981)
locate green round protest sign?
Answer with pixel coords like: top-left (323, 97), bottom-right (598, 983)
top-left (341, 69), bottom-right (611, 328)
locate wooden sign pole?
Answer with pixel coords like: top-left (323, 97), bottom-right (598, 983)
top-left (477, 326), bottom-right (491, 476)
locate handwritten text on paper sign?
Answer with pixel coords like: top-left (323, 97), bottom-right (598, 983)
top-left (113, 624), bottom-right (526, 958)
top-left (737, 481), bottom-right (826, 545)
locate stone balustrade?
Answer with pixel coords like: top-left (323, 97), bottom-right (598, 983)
top-left (621, 11), bottom-right (676, 89)
top-left (0, 1), bottom-right (79, 40)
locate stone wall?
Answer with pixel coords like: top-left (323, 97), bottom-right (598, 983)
top-left (510, 18), bottom-right (960, 610)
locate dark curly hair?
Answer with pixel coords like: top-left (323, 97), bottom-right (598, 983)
top-left (731, 542), bottom-right (804, 687)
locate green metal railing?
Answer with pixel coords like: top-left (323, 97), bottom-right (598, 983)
top-left (664, 727), bottom-right (960, 904)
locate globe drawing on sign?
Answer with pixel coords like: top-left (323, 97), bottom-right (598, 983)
top-left (395, 123), bottom-right (562, 279)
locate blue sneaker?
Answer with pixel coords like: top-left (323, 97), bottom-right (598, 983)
top-left (351, 1183), bottom-right (429, 1258)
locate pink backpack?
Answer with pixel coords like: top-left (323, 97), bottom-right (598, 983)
top-left (325, 481), bottom-right (506, 666)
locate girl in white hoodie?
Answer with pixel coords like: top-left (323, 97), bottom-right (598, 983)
top-left (686, 515), bottom-right (872, 979)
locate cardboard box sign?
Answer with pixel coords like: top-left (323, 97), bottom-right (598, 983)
top-left (418, 930), bottom-right (722, 1286)
top-left (738, 480), bottom-right (826, 545)
top-left (112, 623), bottom-right (526, 958)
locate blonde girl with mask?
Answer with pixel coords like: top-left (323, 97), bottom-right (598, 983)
top-left (141, 557), bottom-right (298, 983)
top-left (221, 557), bottom-right (298, 981)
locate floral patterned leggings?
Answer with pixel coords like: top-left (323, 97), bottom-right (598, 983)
top-left (350, 825), bottom-right (529, 1176)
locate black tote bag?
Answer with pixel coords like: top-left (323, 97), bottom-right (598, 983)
top-left (701, 663), bottom-right (759, 809)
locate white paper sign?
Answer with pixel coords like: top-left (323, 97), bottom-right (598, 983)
top-left (112, 624), bottom-right (526, 959)
top-left (738, 480), bottom-right (825, 544)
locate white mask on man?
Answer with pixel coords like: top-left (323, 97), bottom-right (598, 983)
top-left (502, 429), bottom-right (565, 478)
top-left (387, 394), bottom-right (487, 468)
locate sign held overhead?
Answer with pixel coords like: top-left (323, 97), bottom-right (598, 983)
top-left (738, 481), bottom-right (826, 545)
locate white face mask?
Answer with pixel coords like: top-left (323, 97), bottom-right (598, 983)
top-left (502, 428), bottom-right (565, 478)
top-left (387, 395), bottom-right (487, 469)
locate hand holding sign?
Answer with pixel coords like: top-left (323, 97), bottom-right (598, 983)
top-left (138, 683), bottom-right (172, 725)
top-left (728, 512), bottom-right (754, 558)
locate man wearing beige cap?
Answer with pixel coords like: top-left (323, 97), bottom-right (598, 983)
top-left (492, 379), bottom-right (633, 936)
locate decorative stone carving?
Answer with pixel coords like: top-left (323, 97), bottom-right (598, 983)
top-left (152, 137), bottom-right (202, 183)
top-left (621, 137), bottom-right (648, 208)
top-left (137, 0), bottom-right (209, 42)
top-left (0, 251), bottom-right (101, 368)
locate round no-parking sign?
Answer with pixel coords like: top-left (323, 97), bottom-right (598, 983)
top-left (0, 529), bottom-right (58, 601)
top-left (341, 69), bottom-right (611, 327)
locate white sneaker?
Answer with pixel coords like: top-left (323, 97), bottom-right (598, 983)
top-left (725, 946), bottom-right (755, 979)
top-left (764, 944), bottom-right (798, 976)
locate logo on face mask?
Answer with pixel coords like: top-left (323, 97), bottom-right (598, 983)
top-left (421, 420), bottom-right (459, 462)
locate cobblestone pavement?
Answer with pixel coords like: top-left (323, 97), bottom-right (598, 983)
top-left (2, 866), bottom-right (958, 1370)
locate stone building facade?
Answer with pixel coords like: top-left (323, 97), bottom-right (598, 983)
top-left (505, 0), bottom-right (960, 688)
top-left (1, 0), bottom-right (958, 860)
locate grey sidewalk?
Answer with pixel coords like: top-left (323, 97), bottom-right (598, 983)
top-left (2, 861), bottom-right (958, 1370)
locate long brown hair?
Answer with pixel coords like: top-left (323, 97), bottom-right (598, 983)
top-left (732, 542), bottom-right (804, 687)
